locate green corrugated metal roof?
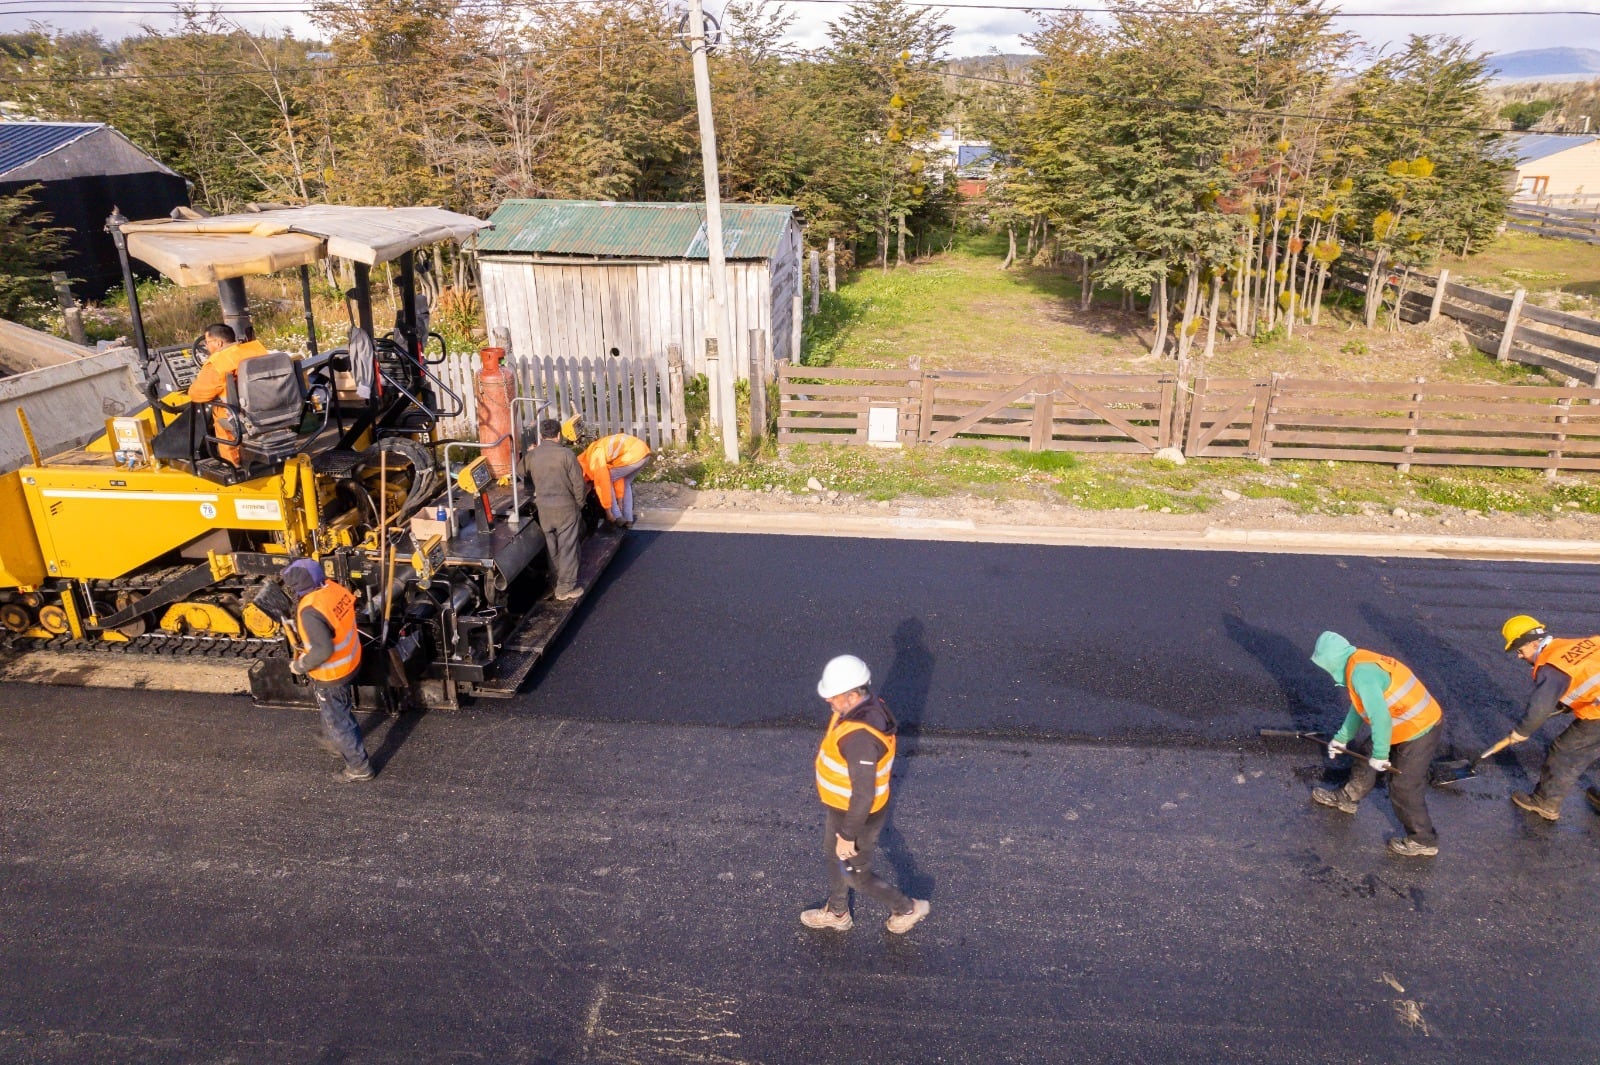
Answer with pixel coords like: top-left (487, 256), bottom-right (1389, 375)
top-left (476, 199), bottom-right (795, 260)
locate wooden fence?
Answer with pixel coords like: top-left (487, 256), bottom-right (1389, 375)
top-left (1383, 270), bottom-right (1600, 383)
top-left (1333, 258), bottom-right (1600, 384)
top-left (782, 365), bottom-right (1600, 473)
top-left (778, 365), bottom-right (1181, 453)
top-left (1506, 203), bottom-right (1600, 246)
top-left (1186, 376), bottom-right (1600, 472)
top-left (436, 351), bottom-right (677, 448)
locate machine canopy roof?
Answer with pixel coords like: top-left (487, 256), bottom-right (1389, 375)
top-left (121, 205), bottom-right (488, 286)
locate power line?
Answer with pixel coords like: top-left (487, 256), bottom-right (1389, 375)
top-left (931, 63), bottom-right (1573, 137)
top-left (3, 0), bottom-right (1600, 15)
top-left (1, 16), bottom-right (1583, 140)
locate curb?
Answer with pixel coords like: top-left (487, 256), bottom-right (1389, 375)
top-left (632, 508), bottom-right (1600, 563)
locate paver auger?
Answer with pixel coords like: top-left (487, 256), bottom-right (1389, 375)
top-left (0, 205), bottom-right (623, 710)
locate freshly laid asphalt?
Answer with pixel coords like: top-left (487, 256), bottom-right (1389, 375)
top-left (4, 531), bottom-right (1600, 1063)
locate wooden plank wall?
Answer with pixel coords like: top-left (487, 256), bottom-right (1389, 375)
top-left (435, 352), bottom-right (670, 448)
top-left (478, 228), bottom-right (803, 385)
top-left (778, 365), bottom-right (1178, 453)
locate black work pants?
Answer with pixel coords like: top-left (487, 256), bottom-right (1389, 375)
top-left (824, 807), bottom-right (912, 916)
top-left (1534, 715), bottom-right (1600, 807)
top-left (1346, 726), bottom-right (1440, 845)
top-left (538, 507), bottom-right (582, 595)
top-left (314, 682), bottom-right (368, 771)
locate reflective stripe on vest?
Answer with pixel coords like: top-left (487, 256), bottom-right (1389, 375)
top-left (1534, 637), bottom-right (1600, 719)
top-left (1344, 649), bottom-right (1441, 744)
top-left (815, 712), bottom-right (895, 814)
top-left (297, 581), bottom-right (361, 683)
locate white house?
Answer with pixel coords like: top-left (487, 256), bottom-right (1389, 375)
top-left (1509, 133), bottom-right (1600, 200)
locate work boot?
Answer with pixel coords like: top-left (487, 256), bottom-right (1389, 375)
top-left (1386, 836), bottom-right (1439, 858)
top-left (799, 907), bottom-right (852, 931)
top-left (1511, 791), bottom-right (1560, 821)
top-left (554, 586), bottom-right (585, 602)
top-left (1311, 786), bottom-right (1358, 814)
top-left (885, 899), bottom-right (930, 935)
top-left (340, 762), bottom-right (376, 783)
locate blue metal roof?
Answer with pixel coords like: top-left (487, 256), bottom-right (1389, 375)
top-left (957, 144), bottom-right (993, 168)
top-left (1510, 133), bottom-right (1598, 165)
top-left (477, 200), bottom-right (796, 260)
top-left (0, 121), bottom-right (102, 178)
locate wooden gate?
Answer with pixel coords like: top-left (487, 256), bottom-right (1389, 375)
top-left (778, 365), bottom-right (1180, 453)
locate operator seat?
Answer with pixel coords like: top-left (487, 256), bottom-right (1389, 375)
top-left (225, 350), bottom-right (308, 465)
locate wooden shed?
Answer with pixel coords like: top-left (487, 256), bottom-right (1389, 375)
top-left (474, 199), bottom-right (804, 379)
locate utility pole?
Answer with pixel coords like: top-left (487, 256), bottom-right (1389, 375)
top-left (687, 0), bottom-right (739, 463)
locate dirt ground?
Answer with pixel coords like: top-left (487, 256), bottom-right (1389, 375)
top-left (635, 478), bottom-right (1600, 543)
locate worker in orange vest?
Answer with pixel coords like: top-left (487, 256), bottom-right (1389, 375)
top-left (1489, 615), bottom-right (1600, 821)
top-left (282, 559), bottom-right (373, 782)
top-left (1308, 631), bottom-right (1443, 857)
top-left (800, 654), bottom-right (930, 935)
top-left (188, 323), bottom-right (270, 465)
top-left (578, 432), bottom-right (652, 527)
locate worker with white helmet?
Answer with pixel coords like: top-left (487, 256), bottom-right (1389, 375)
top-left (1488, 615), bottom-right (1600, 821)
top-left (800, 654), bottom-right (930, 935)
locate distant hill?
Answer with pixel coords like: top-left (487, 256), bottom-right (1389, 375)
top-left (1489, 48), bottom-right (1600, 81)
top-left (945, 53), bottom-right (1036, 80)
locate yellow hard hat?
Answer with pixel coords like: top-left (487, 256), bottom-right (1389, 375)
top-left (1501, 614), bottom-right (1546, 652)
top-left (560, 414), bottom-right (583, 443)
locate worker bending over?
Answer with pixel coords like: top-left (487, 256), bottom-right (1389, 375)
top-left (578, 432), bottom-right (651, 527)
top-left (800, 654), bottom-right (930, 934)
top-left (1309, 631), bottom-right (1443, 857)
top-left (1488, 616), bottom-right (1600, 821)
top-left (188, 323), bottom-right (270, 465)
top-left (283, 559), bottom-right (373, 783)
top-left (525, 418), bottom-right (588, 601)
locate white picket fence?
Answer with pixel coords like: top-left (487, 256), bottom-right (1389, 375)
top-left (433, 351), bottom-right (676, 448)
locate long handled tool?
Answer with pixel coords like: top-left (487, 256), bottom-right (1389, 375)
top-left (1258, 728), bottom-right (1330, 743)
top-left (1258, 728), bottom-right (1404, 775)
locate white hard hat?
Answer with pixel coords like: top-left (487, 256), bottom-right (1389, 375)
top-left (817, 654), bottom-right (871, 699)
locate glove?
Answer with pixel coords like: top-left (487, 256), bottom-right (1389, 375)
top-left (1369, 756), bottom-right (1392, 773)
top-left (289, 657), bottom-right (308, 676)
top-left (1327, 740), bottom-right (1347, 760)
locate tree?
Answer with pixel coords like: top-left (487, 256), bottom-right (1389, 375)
top-left (1339, 36), bottom-right (1514, 328)
top-left (0, 186), bottom-right (68, 326)
top-left (818, 0), bottom-right (954, 268)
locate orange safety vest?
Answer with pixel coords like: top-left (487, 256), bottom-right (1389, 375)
top-left (296, 581), bottom-right (361, 684)
top-left (815, 711), bottom-right (895, 814)
top-left (1533, 637), bottom-right (1600, 719)
top-left (1345, 650), bottom-right (1441, 744)
top-left (578, 434), bottom-right (652, 512)
top-left (188, 339), bottom-right (270, 463)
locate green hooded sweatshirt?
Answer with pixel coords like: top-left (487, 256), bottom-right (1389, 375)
top-left (1310, 630), bottom-right (1426, 760)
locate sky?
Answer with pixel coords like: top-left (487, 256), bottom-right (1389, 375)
top-left (0, 0), bottom-right (1596, 62)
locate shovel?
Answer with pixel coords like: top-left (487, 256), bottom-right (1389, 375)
top-left (1430, 733), bottom-right (1517, 789)
top-left (1428, 754), bottom-right (1486, 788)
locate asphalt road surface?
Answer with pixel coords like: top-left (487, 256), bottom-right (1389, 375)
top-left (3, 532), bottom-right (1600, 1064)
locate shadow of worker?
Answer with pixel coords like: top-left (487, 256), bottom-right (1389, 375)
top-left (877, 618), bottom-right (936, 902)
top-left (1222, 613), bottom-right (1337, 733)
